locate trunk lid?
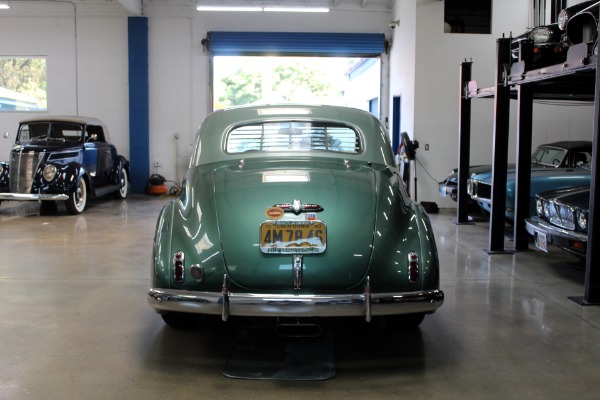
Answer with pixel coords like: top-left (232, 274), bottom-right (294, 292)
top-left (213, 158), bottom-right (377, 291)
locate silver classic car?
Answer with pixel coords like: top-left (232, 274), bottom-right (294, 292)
top-left (525, 186), bottom-right (589, 258)
top-left (0, 116), bottom-right (129, 214)
top-left (148, 104), bottom-right (444, 331)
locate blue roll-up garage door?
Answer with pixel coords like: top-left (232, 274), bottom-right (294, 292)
top-left (205, 31), bottom-right (386, 56)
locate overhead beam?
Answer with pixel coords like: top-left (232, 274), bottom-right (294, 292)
top-left (118, 0), bottom-right (142, 15)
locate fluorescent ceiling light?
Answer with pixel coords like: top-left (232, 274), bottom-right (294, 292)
top-left (0, 1), bottom-right (10, 10)
top-left (264, 7), bottom-right (329, 13)
top-left (196, 5), bottom-right (329, 13)
top-left (197, 6), bottom-right (262, 12)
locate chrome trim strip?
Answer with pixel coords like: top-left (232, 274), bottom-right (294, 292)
top-left (525, 216), bottom-right (588, 242)
top-left (364, 276), bottom-right (372, 322)
top-left (0, 193), bottom-right (69, 201)
top-left (292, 254), bottom-right (303, 290)
top-left (221, 274), bottom-right (230, 322)
top-left (148, 287), bottom-right (444, 319)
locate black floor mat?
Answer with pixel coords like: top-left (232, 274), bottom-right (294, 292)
top-left (223, 322), bottom-right (335, 380)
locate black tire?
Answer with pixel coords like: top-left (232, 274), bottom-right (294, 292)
top-left (386, 313), bottom-right (425, 329)
top-left (65, 177), bottom-right (87, 215)
top-left (161, 312), bottom-right (201, 329)
top-left (114, 165), bottom-right (128, 199)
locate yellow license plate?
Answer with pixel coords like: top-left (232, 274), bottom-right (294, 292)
top-left (260, 220), bottom-right (326, 254)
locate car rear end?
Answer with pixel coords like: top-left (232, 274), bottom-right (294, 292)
top-left (149, 104), bottom-right (443, 323)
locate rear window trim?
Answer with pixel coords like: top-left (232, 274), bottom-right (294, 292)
top-left (224, 120), bottom-right (364, 155)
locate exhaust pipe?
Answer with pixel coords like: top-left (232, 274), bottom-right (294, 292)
top-left (275, 317), bottom-right (322, 337)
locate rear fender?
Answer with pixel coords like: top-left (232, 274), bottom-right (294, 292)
top-left (108, 156), bottom-right (129, 185)
top-left (153, 167), bottom-right (227, 290)
top-left (368, 167), bottom-right (439, 292)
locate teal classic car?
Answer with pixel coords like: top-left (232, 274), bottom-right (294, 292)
top-left (148, 104), bottom-right (444, 330)
top-left (467, 141), bottom-right (592, 219)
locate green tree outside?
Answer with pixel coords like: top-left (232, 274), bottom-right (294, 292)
top-left (0, 58), bottom-right (47, 109)
top-left (217, 57), bottom-right (352, 108)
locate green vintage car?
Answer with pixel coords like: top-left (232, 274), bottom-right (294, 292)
top-left (148, 104), bottom-right (443, 330)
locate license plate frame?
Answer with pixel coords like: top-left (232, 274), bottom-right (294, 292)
top-left (260, 220), bottom-right (326, 254)
top-left (534, 230), bottom-right (548, 252)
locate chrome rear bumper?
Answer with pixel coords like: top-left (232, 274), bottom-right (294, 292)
top-left (0, 193), bottom-right (69, 202)
top-left (148, 287), bottom-right (444, 322)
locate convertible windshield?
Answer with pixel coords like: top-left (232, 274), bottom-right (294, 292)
top-left (226, 121), bottom-right (361, 154)
top-left (531, 146), bottom-right (567, 167)
top-left (17, 122), bottom-right (83, 144)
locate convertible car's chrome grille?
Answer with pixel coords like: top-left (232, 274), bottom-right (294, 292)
top-left (547, 201), bottom-right (575, 230)
top-left (9, 149), bottom-right (43, 194)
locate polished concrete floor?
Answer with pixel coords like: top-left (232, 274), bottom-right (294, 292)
top-left (1, 196), bottom-right (600, 399)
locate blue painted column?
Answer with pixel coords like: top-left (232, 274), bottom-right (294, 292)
top-left (128, 17), bottom-right (149, 193)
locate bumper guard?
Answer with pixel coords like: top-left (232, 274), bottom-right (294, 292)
top-left (148, 276), bottom-right (444, 322)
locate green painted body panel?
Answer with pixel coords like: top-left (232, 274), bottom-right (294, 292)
top-left (213, 158), bottom-right (376, 290)
top-left (151, 104), bottom-right (440, 297)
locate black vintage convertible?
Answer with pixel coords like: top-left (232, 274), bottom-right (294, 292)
top-left (0, 116), bottom-right (130, 214)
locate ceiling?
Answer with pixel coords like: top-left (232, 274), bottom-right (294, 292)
top-left (116, 0), bottom-right (394, 15)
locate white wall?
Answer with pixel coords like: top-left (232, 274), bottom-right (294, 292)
top-left (0, 2), bottom-right (130, 159)
top-left (391, 0), bottom-right (594, 207)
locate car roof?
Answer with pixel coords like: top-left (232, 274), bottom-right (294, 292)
top-left (541, 141), bottom-right (592, 152)
top-left (194, 103), bottom-right (393, 166)
top-left (19, 115), bottom-right (107, 127)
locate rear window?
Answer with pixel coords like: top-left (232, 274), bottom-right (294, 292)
top-left (531, 146), bottom-right (567, 167)
top-left (226, 121), bottom-right (361, 154)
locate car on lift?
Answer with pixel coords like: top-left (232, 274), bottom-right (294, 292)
top-left (438, 141), bottom-right (591, 208)
top-left (510, 0), bottom-right (599, 67)
top-left (147, 104), bottom-right (444, 332)
top-left (525, 185), bottom-right (589, 259)
top-left (0, 116), bottom-right (130, 214)
top-left (467, 141), bottom-right (592, 220)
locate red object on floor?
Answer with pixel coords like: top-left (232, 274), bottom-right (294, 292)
top-left (148, 184), bottom-right (168, 195)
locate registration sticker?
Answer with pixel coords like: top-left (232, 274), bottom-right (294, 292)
top-left (534, 230), bottom-right (548, 252)
top-left (260, 220), bottom-right (326, 254)
top-left (305, 212), bottom-right (317, 221)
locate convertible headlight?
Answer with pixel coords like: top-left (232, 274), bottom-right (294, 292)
top-left (577, 210), bottom-right (588, 231)
top-left (536, 198), bottom-right (544, 216)
top-left (530, 27), bottom-right (553, 43)
top-left (43, 164), bottom-right (58, 182)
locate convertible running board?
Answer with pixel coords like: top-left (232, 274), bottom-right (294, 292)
top-left (148, 275), bottom-right (444, 322)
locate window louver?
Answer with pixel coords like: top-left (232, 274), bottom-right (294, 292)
top-left (226, 122), bottom-right (361, 154)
